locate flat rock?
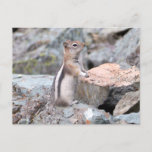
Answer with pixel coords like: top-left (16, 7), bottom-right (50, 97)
top-left (83, 63), bottom-right (139, 87)
top-left (13, 74), bottom-right (54, 98)
top-left (113, 91), bottom-right (140, 116)
top-left (76, 63), bottom-right (140, 107)
top-left (113, 112), bottom-right (140, 124)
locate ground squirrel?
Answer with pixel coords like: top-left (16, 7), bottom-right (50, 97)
top-left (53, 40), bottom-right (89, 106)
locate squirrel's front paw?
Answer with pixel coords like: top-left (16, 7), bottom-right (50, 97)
top-left (80, 72), bottom-right (89, 78)
top-left (84, 72), bottom-right (89, 78)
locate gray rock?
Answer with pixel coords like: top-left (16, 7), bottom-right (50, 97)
top-left (99, 81), bottom-right (140, 114)
top-left (12, 74), bottom-right (54, 124)
top-left (13, 74), bottom-right (54, 98)
top-left (85, 28), bottom-right (140, 70)
top-left (113, 91), bottom-right (140, 116)
top-left (83, 108), bottom-right (113, 124)
top-left (63, 107), bottom-right (74, 118)
top-left (111, 28), bottom-right (140, 69)
top-left (126, 45), bottom-right (140, 68)
top-left (113, 112), bottom-right (140, 124)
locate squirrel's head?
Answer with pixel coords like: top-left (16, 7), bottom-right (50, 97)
top-left (63, 40), bottom-right (85, 57)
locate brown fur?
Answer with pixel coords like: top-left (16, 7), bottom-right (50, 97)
top-left (64, 62), bottom-right (81, 76)
top-left (63, 40), bottom-right (85, 77)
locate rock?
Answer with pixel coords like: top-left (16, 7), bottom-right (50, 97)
top-left (34, 102), bottom-right (113, 124)
top-left (84, 28), bottom-right (140, 70)
top-left (98, 82), bottom-right (139, 114)
top-left (12, 74), bottom-right (53, 124)
top-left (83, 108), bottom-right (112, 124)
top-left (83, 28), bottom-right (130, 45)
top-left (12, 96), bottom-right (49, 124)
top-left (76, 63), bottom-right (140, 107)
top-left (63, 107), bottom-right (74, 118)
top-left (84, 63), bottom-right (139, 87)
top-left (13, 74), bottom-right (54, 98)
top-left (113, 91), bottom-right (140, 116)
top-left (33, 102), bottom-right (84, 124)
top-left (126, 45), bottom-right (140, 68)
top-left (12, 62), bottom-right (140, 124)
top-left (13, 48), bottom-right (61, 75)
top-left (113, 112), bottom-right (140, 124)
top-left (75, 80), bottom-right (109, 107)
top-left (111, 29), bottom-right (140, 69)
top-left (32, 103), bottom-right (64, 124)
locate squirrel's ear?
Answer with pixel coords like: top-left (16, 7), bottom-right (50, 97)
top-left (63, 42), bottom-right (68, 48)
top-left (63, 40), bottom-right (71, 48)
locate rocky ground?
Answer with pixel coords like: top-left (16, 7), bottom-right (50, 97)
top-left (12, 28), bottom-right (140, 124)
top-left (12, 63), bottom-right (140, 124)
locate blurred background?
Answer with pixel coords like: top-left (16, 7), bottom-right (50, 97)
top-left (12, 28), bottom-right (140, 75)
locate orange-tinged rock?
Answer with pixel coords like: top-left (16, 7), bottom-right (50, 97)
top-left (75, 63), bottom-right (140, 107)
top-left (83, 63), bottom-right (139, 87)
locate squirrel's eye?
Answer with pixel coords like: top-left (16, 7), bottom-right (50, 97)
top-left (72, 43), bottom-right (77, 47)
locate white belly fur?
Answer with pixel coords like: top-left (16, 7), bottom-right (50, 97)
top-left (60, 74), bottom-right (75, 105)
